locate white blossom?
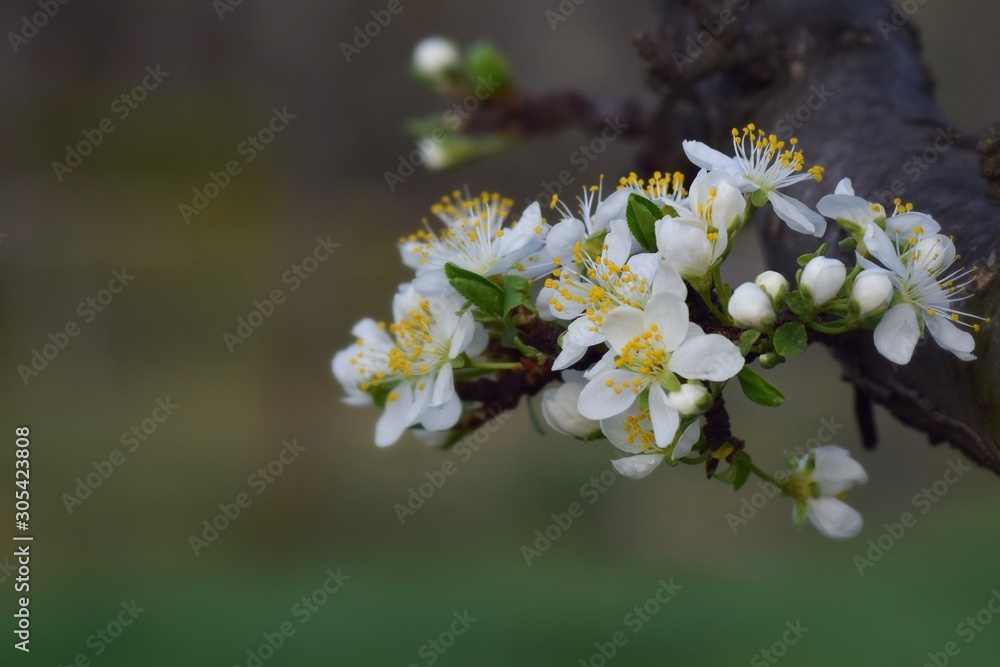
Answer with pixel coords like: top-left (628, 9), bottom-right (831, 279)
top-left (683, 124), bottom-right (826, 236)
top-left (788, 445), bottom-right (868, 539)
top-left (577, 292), bottom-right (744, 447)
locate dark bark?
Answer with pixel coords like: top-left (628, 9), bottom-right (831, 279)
top-left (642, 0), bottom-right (1000, 471)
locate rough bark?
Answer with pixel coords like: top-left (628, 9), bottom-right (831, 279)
top-left (641, 0), bottom-right (1000, 471)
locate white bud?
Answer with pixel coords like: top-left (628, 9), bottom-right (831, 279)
top-left (728, 282), bottom-right (776, 329)
top-left (542, 383), bottom-right (600, 439)
top-left (850, 270), bottom-right (894, 319)
top-left (418, 139), bottom-right (448, 170)
top-left (667, 383), bottom-right (712, 417)
top-left (754, 270), bottom-right (789, 305)
top-left (913, 235), bottom-right (956, 273)
top-left (800, 257), bottom-right (846, 306)
top-left (412, 37), bottom-right (460, 79)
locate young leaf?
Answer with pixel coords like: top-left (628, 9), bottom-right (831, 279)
top-left (445, 262), bottom-right (503, 316)
top-left (626, 194), bottom-right (661, 251)
top-left (737, 366), bottom-right (785, 407)
top-left (772, 322), bottom-right (808, 357)
top-left (502, 275), bottom-right (531, 326)
top-left (738, 330), bottom-right (761, 357)
top-left (784, 291), bottom-right (812, 317)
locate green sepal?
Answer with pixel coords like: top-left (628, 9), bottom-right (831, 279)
top-left (625, 194), bottom-right (661, 251)
top-left (369, 382), bottom-right (398, 410)
top-left (583, 230), bottom-right (609, 260)
top-left (838, 236), bottom-right (858, 251)
top-left (736, 366), bottom-right (785, 407)
top-left (658, 372), bottom-right (682, 393)
top-left (772, 322), bottom-right (808, 357)
top-left (758, 352), bottom-right (785, 369)
top-left (638, 389), bottom-right (650, 413)
top-left (792, 499), bottom-right (809, 528)
top-left (732, 458), bottom-right (751, 491)
top-left (751, 188), bottom-right (769, 208)
top-left (526, 395), bottom-right (546, 436)
top-left (513, 336), bottom-right (546, 363)
top-left (796, 243), bottom-right (828, 268)
top-left (502, 275), bottom-right (531, 326)
top-left (445, 262), bottom-right (503, 316)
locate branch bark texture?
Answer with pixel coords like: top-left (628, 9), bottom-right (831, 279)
top-left (642, 0), bottom-right (1000, 471)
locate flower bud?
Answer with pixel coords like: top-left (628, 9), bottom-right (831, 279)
top-left (849, 270), bottom-right (894, 319)
top-left (754, 270), bottom-right (789, 306)
top-left (728, 283), bottom-right (776, 330)
top-left (412, 37), bottom-right (461, 82)
top-left (542, 383), bottom-right (601, 439)
top-left (913, 235), bottom-right (956, 273)
top-left (667, 383), bottom-right (713, 416)
top-left (800, 257), bottom-right (846, 307)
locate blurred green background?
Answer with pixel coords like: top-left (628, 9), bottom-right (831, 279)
top-left (2, 0), bottom-right (1000, 664)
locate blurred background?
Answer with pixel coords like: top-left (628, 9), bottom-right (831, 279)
top-left (2, 0), bottom-right (1000, 664)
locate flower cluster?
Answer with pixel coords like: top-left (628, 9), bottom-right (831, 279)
top-left (334, 124), bottom-right (986, 540)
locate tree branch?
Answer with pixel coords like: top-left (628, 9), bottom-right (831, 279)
top-left (643, 0), bottom-right (1000, 471)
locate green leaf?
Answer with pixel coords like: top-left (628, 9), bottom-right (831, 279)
top-left (738, 330), bottom-right (761, 357)
top-left (626, 194), bottom-right (661, 251)
top-left (773, 322), bottom-right (808, 357)
top-left (502, 275), bottom-right (531, 326)
top-left (445, 263), bottom-right (503, 316)
top-left (737, 366), bottom-right (785, 407)
top-left (784, 291), bottom-right (812, 317)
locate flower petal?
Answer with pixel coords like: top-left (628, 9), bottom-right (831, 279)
top-left (671, 421), bottom-right (702, 460)
top-left (420, 392), bottom-right (462, 431)
top-left (811, 445), bottom-right (868, 495)
top-left (863, 224), bottom-right (906, 275)
top-left (873, 303), bottom-right (920, 365)
top-left (649, 384), bottom-right (680, 448)
top-left (590, 188), bottom-right (635, 231)
top-left (834, 178), bottom-right (855, 195)
top-left (925, 312), bottom-right (976, 361)
top-left (806, 497), bottom-right (864, 539)
top-left (816, 194), bottom-right (878, 228)
top-left (602, 305), bottom-right (646, 354)
top-left (578, 371), bottom-right (642, 419)
top-left (545, 218), bottom-right (587, 262)
top-left (642, 292), bottom-right (690, 352)
top-left (669, 334), bottom-right (745, 381)
top-left (375, 383), bottom-right (416, 447)
top-left (612, 454), bottom-right (665, 480)
top-left (682, 140), bottom-right (734, 171)
top-left (768, 191), bottom-right (826, 236)
top-left (430, 363), bottom-right (455, 406)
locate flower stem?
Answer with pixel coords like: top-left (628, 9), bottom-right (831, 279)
top-left (807, 321), bottom-right (848, 335)
top-left (698, 288), bottom-right (731, 325)
top-left (467, 360), bottom-right (522, 371)
top-left (745, 459), bottom-right (783, 488)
